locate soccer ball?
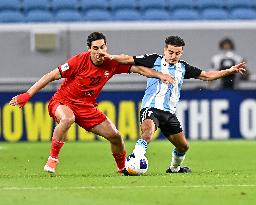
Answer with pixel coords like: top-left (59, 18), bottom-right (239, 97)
top-left (125, 153), bottom-right (148, 176)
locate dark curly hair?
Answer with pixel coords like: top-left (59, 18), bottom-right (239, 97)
top-left (165, 36), bottom-right (185, 47)
top-left (87, 32), bottom-right (106, 48)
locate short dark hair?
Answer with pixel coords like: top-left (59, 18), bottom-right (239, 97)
top-left (87, 32), bottom-right (106, 48)
top-left (219, 38), bottom-right (235, 50)
top-left (165, 36), bottom-right (185, 47)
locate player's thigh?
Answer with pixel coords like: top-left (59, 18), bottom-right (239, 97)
top-left (166, 132), bottom-right (189, 151)
top-left (55, 104), bottom-right (75, 124)
top-left (90, 117), bottom-right (120, 139)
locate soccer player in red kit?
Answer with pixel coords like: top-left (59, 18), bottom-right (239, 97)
top-left (9, 32), bottom-right (174, 174)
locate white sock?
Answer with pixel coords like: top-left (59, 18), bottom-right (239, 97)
top-left (170, 149), bottom-right (186, 171)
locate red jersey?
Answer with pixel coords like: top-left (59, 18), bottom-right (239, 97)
top-left (52, 51), bottom-right (131, 105)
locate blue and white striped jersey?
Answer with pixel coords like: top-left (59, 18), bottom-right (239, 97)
top-left (134, 54), bottom-right (202, 114)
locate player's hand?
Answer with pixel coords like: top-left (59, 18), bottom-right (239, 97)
top-left (230, 62), bottom-right (247, 75)
top-left (100, 51), bottom-right (112, 60)
top-left (101, 52), bottom-right (130, 61)
top-left (160, 73), bottom-right (175, 84)
top-left (9, 92), bottom-right (31, 108)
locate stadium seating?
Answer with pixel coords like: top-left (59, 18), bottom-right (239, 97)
top-left (0, 0), bottom-right (21, 11)
top-left (252, 1), bottom-right (256, 8)
top-left (196, 0), bottom-right (226, 10)
top-left (0, 10), bottom-right (24, 23)
top-left (168, 0), bottom-right (196, 10)
top-left (113, 9), bottom-right (141, 21)
top-left (143, 9), bottom-right (170, 20)
top-left (226, 0), bottom-right (252, 9)
top-left (201, 8), bottom-right (229, 20)
top-left (26, 10), bottom-right (53, 22)
top-left (80, 0), bottom-right (109, 11)
top-left (23, 0), bottom-right (50, 12)
top-left (0, 0), bottom-right (256, 22)
top-left (84, 9), bottom-right (112, 21)
top-left (171, 9), bottom-right (200, 20)
top-left (51, 0), bottom-right (78, 11)
top-left (55, 10), bottom-right (82, 22)
top-left (110, 0), bottom-right (137, 10)
top-left (230, 8), bottom-right (256, 20)
top-left (139, 0), bottom-right (166, 10)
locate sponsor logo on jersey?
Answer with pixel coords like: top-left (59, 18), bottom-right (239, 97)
top-left (61, 63), bottom-right (69, 72)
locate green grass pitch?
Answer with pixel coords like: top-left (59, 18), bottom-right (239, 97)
top-left (0, 140), bottom-right (256, 205)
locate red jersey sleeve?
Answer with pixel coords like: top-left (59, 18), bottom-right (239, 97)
top-left (58, 54), bottom-right (81, 78)
top-left (113, 62), bottom-right (132, 75)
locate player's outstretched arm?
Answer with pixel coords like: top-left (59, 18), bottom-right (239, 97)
top-left (103, 51), bottom-right (135, 64)
top-left (130, 65), bottom-right (175, 84)
top-left (198, 62), bottom-right (246, 81)
top-left (9, 68), bottom-right (61, 108)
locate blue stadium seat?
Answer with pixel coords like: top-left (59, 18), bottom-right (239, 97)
top-left (110, 0), bottom-right (137, 10)
top-left (51, 0), bottom-right (78, 11)
top-left (168, 0), bottom-right (196, 10)
top-left (197, 0), bottom-right (226, 10)
top-left (0, 0), bottom-right (21, 11)
top-left (23, 0), bottom-right (50, 12)
top-left (230, 8), bottom-right (256, 20)
top-left (201, 8), bottom-right (229, 20)
top-left (0, 10), bottom-right (24, 23)
top-left (113, 9), bottom-right (141, 21)
top-left (171, 8), bottom-right (200, 20)
top-left (55, 10), bottom-right (82, 22)
top-left (139, 0), bottom-right (166, 10)
top-left (226, 0), bottom-right (252, 9)
top-left (80, 0), bottom-right (109, 11)
top-left (143, 9), bottom-right (170, 20)
top-left (26, 10), bottom-right (53, 22)
top-left (84, 9), bottom-right (112, 21)
top-left (252, 1), bottom-right (256, 8)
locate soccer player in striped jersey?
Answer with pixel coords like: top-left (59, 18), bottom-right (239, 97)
top-left (108, 35), bottom-right (246, 173)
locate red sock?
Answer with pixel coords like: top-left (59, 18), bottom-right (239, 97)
top-left (49, 137), bottom-right (65, 159)
top-left (112, 151), bottom-right (126, 170)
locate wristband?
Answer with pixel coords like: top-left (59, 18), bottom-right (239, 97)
top-left (16, 92), bottom-right (31, 108)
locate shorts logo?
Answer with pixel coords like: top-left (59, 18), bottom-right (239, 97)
top-left (104, 71), bottom-right (110, 77)
top-left (148, 111), bottom-right (153, 117)
top-left (61, 63), bottom-right (69, 72)
top-left (141, 108), bottom-right (153, 122)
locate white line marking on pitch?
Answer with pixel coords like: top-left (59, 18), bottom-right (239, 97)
top-left (1, 184), bottom-right (256, 191)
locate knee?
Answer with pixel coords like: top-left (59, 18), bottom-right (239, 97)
top-left (60, 115), bottom-right (75, 129)
top-left (108, 131), bottom-right (123, 144)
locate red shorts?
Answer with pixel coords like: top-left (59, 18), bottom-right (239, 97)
top-left (48, 98), bottom-right (107, 131)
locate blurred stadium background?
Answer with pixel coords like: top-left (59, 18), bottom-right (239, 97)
top-left (0, 0), bottom-right (255, 142)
